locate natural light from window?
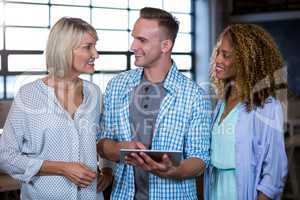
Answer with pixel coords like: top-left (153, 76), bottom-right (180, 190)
top-left (0, 0), bottom-right (193, 98)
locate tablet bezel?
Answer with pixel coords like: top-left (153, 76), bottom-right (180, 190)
top-left (119, 149), bottom-right (182, 166)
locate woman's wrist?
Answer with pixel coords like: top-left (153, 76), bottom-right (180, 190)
top-left (39, 160), bottom-right (67, 176)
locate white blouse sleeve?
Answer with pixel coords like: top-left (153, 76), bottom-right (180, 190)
top-left (0, 94), bottom-right (43, 183)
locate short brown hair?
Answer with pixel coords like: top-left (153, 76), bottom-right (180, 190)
top-left (140, 7), bottom-right (179, 43)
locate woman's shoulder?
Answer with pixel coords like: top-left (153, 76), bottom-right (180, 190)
top-left (82, 79), bottom-right (102, 94)
top-left (257, 96), bottom-right (283, 116)
top-left (254, 96), bottom-right (284, 132)
top-left (16, 79), bottom-right (44, 97)
top-left (10, 79), bottom-right (47, 113)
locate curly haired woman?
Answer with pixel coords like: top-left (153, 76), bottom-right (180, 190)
top-left (204, 24), bottom-right (288, 200)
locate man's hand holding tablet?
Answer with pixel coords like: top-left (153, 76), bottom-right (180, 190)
top-left (120, 149), bottom-right (182, 166)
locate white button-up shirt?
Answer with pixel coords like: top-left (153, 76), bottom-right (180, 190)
top-left (0, 79), bottom-right (103, 200)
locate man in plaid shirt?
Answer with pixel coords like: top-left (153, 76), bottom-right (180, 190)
top-left (98, 7), bottom-right (211, 200)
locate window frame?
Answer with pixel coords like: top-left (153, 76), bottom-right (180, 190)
top-left (0, 0), bottom-right (195, 99)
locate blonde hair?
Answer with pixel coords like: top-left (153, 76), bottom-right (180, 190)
top-left (45, 17), bottom-right (98, 78)
top-left (211, 24), bottom-right (285, 111)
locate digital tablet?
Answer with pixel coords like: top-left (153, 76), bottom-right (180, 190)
top-left (120, 149), bottom-right (182, 166)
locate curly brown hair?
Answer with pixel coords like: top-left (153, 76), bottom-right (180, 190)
top-left (211, 24), bottom-right (285, 112)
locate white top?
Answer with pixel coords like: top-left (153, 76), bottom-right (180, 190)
top-left (0, 79), bottom-right (104, 200)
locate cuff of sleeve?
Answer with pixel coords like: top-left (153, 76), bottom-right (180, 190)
top-left (186, 153), bottom-right (209, 167)
top-left (257, 183), bottom-right (280, 199)
top-left (98, 133), bottom-right (114, 141)
top-left (98, 157), bottom-right (115, 169)
top-left (13, 159), bottom-right (43, 183)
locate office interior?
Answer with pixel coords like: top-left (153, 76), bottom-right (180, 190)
top-left (0, 0), bottom-right (300, 199)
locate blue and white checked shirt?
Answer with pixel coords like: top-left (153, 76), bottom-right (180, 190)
top-left (0, 79), bottom-right (103, 200)
top-left (100, 63), bottom-right (212, 200)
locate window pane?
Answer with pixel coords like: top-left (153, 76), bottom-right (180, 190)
top-left (6, 3), bottom-right (49, 27)
top-left (6, 75), bottom-right (45, 98)
top-left (129, 10), bottom-right (139, 30)
top-left (51, 6), bottom-right (90, 26)
top-left (8, 54), bottom-right (46, 72)
top-left (97, 30), bottom-right (128, 51)
top-left (173, 13), bottom-right (191, 33)
top-left (91, 0), bottom-right (128, 8)
top-left (0, 76), bottom-right (3, 98)
top-left (92, 73), bottom-right (117, 91)
top-left (130, 55), bottom-right (139, 69)
top-left (173, 33), bottom-right (191, 53)
top-left (0, 26), bottom-right (3, 50)
top-left (92, 8), bottom-right (128, 29)
top-left (6, 27), bottom-right (48, 50)
top-left (0, 2), bottom-right (3, 24)
top-left (164, 0), bottom-right (191, 13)
top-left (95, 55), bottom-right (126, 71)
top-left (129, 0), bottom-right (162, 9)
top-left (129, 35), bottom-right (134, 50)
top-left (9, 0), bottom-right (48, 3)
top-left (79, 74), bottom-right (91, 81)
top-left (182, 72), bottom-right (192, 79)
top-left (51, 0), bottom-right (90, 6)
top-left (172, 55), bottom-right (192, 70)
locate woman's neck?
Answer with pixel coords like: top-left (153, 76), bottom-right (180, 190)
top-left (44, 76), bottom-right (81, 91)
top-left (225, 81), bottom-right (240, 103)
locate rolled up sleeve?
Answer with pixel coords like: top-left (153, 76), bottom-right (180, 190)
top-left (185, 90), bottom-right (212, 166)
top-left (0, 106), bottom-right (43, 183)
top-left (257, 103), bottom-right (288, 198)
top-left (99, 80), bottom-right (116, 141)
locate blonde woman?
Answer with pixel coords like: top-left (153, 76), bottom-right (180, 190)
top-left (205, 24), bottom-right (288, 200)
top-left (0, 17), bottom-right (112, 199)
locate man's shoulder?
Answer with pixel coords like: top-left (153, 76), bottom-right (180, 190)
top-left (110, 69), bottom-right (139, 84)
top-left (105, 69), bottom-right (140, 94)
top-left (176, 73), bottom-right (207, 96)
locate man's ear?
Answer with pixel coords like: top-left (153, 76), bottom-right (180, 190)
top-left (161, 39), bottom-right (173, 53)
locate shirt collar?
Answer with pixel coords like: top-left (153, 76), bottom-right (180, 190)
top-left (128, 61), bottom-right (181, 95)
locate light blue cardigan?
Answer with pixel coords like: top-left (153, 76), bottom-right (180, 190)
top-left (204, 97), bottom-right (288, 200)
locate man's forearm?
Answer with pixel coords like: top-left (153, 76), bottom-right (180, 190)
top-left (97, 139), bottom-right (121, 162)
top-left (170, 157), bottom-right (205, 179)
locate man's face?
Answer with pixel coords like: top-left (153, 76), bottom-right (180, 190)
top-left (130, 18), bottom-right (165, 68)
